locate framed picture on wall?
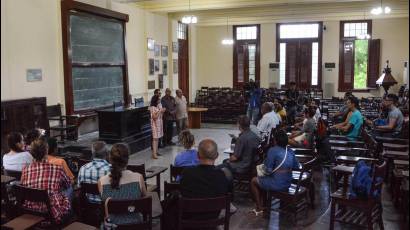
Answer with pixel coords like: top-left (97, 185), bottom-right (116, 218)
top-left (173, 59), bottom-right (178, 74)
top-left (148, 80), bottom-right (156, 89)
top-left (162, 60), bottom-right (167, 76)
top-left (147, 38), bottom-right (155, 51)
top-left (161, 45), bottom-right (168, 57)
top-left (172, 42), bottom-right (178, 53)
top-left (158, 74), bottom-right (164, 89)
top-left (149, 59), bottom-right (154, 75)
top-left (154, 60), bottom-right (160, 72)
top-left (154, 44), bottom-right (160, 57)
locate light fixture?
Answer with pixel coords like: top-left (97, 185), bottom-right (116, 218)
top-left (182, 0), bottom-right (197, 24)
top-left (371, 0), bottom-right (391, 15)
top-left (221, 17), bottom-right (234, 45)
top-left (356, 11), bottom-right (371, 40)
top-left (376, 60), bottom-right (398, 96)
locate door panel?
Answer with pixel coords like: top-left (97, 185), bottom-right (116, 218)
top-left (298, 41), bottom-right (312, 89)
top-left (285, 42), bottom-right (298, 85)
top-left (178, 38), bottom-right (189, 102)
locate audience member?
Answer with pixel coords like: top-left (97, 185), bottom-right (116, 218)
top-left (162, 88), bottom-right (177, 146)
top-left (371, 94), bottom-right (404, 137)
top-left (223, 116), bottom-right (260, 174)
top-left (98, 143), bottom-right (147, 227)
top-left (250, 130), bottom-right (300, 215)
top-left (332, 92), bottom-right (352, 123)
top-left (175, 89), bottom-right (189, 134)
top-left (20, 138), bottom-right (72, 224)
top-left (174, 130), bottom-right (199, 167)
top-left (285, 82), bottom-right (299, 125)
top-left (24, 129), bottom-right (42, 151)
top-left (331, 96), bottom-right (363, 140)
top-left (149, 94), bottom-right (166, 159)
top-left (288, 106), bottom-right (317, 148)
top-left (254, 102), bottom-right (279, 139)
top-left (180, 139), bottom-right (229, 198)
top-left (78, 141), bottom-right (111, 203)
top-left (273, 98), bottom-right (287, 123)
top-left (3, 132), bottom-right (33, 172)
top-left (247, 80), bottom-right (263, 125)
top-left (47, 137), bottom-right (74, 183)
top-left (311, 99), bottom-right (321, 122)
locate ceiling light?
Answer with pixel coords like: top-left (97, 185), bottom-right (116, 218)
top-left (371, 0), bottom-right (391, 15)
top-left (384, 6), bottom-right (391, 14)
top-left (221, 17), bottom-right (234, 45)
top-left (357, 34), bottom-right (371, 39)
top-left (182, 0), bottom-right (197, 24)
top-left (371, 7), bottom-right (382, 15)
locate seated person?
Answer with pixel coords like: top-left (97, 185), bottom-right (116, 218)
top-left (253, 102), bottom-right (279, 139)
top-left (331, 92), bottom-right (352, 123)
top-left (78, 141), bottom-right (111, 203)
top-left (273, 98), bottom-right (287, 124)
top-left (369, 94), bottom-right (404, 138)
top-left (98, 143), bottom-right (147, 226)
top-left (223, 115), bottom-right (260, 174)
top-left (47, 137), bottom-right (74, 183)
top-left (24, 129), bottom-right (43, 151)
top-left (3, 132), bottom-right (33, 172)
top-left (311, 99), bottom-right (322, 122)
top-left (174, 130), bottom-right (199, 167)
top-left (288, 106), bottom-right (317, 148)
top-left (20, 138), bottom-right (72, 224)
top-left (331, 96), bottom-right (363, 140)
top-left (250, 130), bottom-right (300, 215)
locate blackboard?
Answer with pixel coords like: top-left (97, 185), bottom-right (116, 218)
top-left (69, 13), bottom-right (125, 111)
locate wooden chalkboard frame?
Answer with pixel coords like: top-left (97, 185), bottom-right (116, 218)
top-left (61, 0), bottom-right (130, 115)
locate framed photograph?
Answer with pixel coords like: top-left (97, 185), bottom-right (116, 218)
top-left (158, 74), bottom-right (164, 89)
top-left (26, 69), bottom-right (42, 82)
top-left (154, 44), bottom-right (160, 57)
top-left (154, 60), bottom-right (160, 72)
top-left (173, 59), bottom-right (178, 74)
top-left (149, 59), bottom-right (154, 75)
top-left (172, 42), bottom-right (178, 53)
top-left (162, 60), bottom-right (167, 76)
top-left (148, 80), bottom-right (156, 89)
top-left (161, 45), bottom-right (168, 57)
top-left (147, 38), bottom-right (155, 51)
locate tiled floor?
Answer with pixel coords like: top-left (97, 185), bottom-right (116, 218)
top-left (73, 123), bottom-right (403, 230)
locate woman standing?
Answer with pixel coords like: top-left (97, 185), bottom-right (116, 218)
top-left (149, 94), bottom-right (166, 159)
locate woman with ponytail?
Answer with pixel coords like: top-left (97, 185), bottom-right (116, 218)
top-left (98, 143), bottom-right (147, 226)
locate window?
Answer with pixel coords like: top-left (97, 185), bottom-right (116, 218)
top-left (233, 25), bottom-right (260, 88)
top-left (177, 22), bottom-right (187, 40)
top-left (276, 22), bottom-right (322, 89)
top-left (339, 20), bottom-right (380, 91)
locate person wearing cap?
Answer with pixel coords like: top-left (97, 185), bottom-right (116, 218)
top-left (180, 139), bottom-right (229, 198)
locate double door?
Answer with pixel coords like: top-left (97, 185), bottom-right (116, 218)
top-left (234, 41), bottom-right (259, 89)
top-left (284, 40), bottom-right (313, 90)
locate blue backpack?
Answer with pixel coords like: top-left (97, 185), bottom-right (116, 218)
top-left (349, 160), bottom-right (377, 199)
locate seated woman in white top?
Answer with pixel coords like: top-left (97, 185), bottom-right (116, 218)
top-left (3, 132), bottom-right (33, 171)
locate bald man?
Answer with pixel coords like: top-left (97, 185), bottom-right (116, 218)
top-left (254, 102), bottom-right (279, 139)
top-left (161, 88), bottom-right (177, 145)
top-left (180, 139), bottom-right (229, 198)
top-left (175, 89), bottom-right (188, 134)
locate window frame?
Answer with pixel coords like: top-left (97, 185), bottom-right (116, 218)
top-left (61, 0), bottom-right (130, 115)
top-left (275, 21), bottom-right (323, 89)
top-left (338, 20), bottom-right (373, 92)
top-left (233, 24), bottom-right (261, 89)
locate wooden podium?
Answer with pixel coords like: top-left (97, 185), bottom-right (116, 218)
top-left (188, 107), bottom-right (208, 129)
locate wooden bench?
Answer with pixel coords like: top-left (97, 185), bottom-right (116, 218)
top-left (2, 214), bottom-right (45, 230)
top-left (336, 156), bottom-right (377, 165)
top-left (63, 222), bottom-right (97, 230)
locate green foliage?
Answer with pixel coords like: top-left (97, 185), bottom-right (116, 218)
top-left (354, 40), bottom-right (368, 89)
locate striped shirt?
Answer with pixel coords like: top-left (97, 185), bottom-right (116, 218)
top-left (77, 159), bottom-right (111, 203)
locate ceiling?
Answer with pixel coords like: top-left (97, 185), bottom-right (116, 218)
top-left (124, 0), bottom-right (409, 26)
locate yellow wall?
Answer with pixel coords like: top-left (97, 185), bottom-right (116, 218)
top-left (192, 18), bottom-right (409, 98)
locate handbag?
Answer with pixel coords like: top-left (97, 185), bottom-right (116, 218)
top-left (256, 147), bottom-right (288, 177)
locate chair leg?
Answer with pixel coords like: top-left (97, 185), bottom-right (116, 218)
top-left (378, 205), bottom-right (384, 230)
top-left (329, 201), bottom-right (336, 230)
top-left (310, 182), bottom-right (315, 208)
top-left (366, 210), bottom-right (373, 230)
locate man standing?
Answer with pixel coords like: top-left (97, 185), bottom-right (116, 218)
top-left (175, 89), bottom-right (189, 134)
top-left (247, 80), bottom-right (263, 125)
top-left (285, 82), bottom-right (299, 125)
top-left (161, 88), bottom-right (177, 146)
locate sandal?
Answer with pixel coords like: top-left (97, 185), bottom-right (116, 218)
top-left (250, 208), bottom-right (264, 217)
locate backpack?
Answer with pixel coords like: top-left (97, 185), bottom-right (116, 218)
top-left (349, 160), bottom-right (373, 199)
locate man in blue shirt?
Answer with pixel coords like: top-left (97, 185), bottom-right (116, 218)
top-left (247, 80), bottom-right (263, 125)
top-left (332, 96), bottom-right (363, 140)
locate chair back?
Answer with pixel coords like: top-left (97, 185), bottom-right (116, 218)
top-left (79, 183), bottom-right (103, 227)
top-left (46, 104), bottom-right (62, 118)
top-left (370, 160), bottom-right (387, 198)
top-left (127, 164), bottom-right (146, 178)
top-left (4, 170), bottom-right (22, 180)
top-left (170, 165), bottom-right (185, 182)
top-left (164, 181), bottom-right (181, 198)
top-left (177, 194), bottom-right (231, 230)
top-left (14, 185), bottom-right (53, 222)
top-left (105, 196), bottom-right (152, 230)
top-left (295, 157), bottom-right (317, 195)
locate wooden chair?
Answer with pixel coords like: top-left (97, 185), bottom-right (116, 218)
top-left (170, 165), bottom-right (185, 182)
top-left (105, 196), bottom-right (152, 230)
top-left (79, 183), bottom-right (103, 227)
top-left (292, 157), bottom-right (317, 207)
top-left (47, 103), bottom-right (78, 142)
top-left (177, 194), bottom-right (231, 230)
top-left (127, 164), bottom-right (162, 196)
top-left (4, 170), bottom-right (21, 181)
top-left (329, 161), bottom-right (387, 230)
top-left (266, 158), bottom-right (316, 222)
top-left (164, 181), bottom-right (181, 198)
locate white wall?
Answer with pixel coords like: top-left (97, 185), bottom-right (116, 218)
top-left (192, 18), bottom-right (409, 98)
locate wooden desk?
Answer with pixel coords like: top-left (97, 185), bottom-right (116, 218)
top-left (187, 107), bottom-right (208, 129)
top-left (1, 175), bottom-right (16, 185)
top-left (63, 222), bottom-right (97, 230)
top-left (336, 156), bottom-right (377, 165)
top-left (332, 165), bottom-right (354, 195)
top-left (146, 166), bottom-right (167, 196)
top-left (2, 214), bottom-right (45, 230)
top-left (147, 192), bottom-right (163, 218)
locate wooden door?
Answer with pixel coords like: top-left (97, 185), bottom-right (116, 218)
top-left (235, 43), bottom-right (249, 89)
top-left (285, 41), bottom-right (299, 86)
top-left (298, 41), bottom-right (312, 90)
top-left (178, 38), bottom-right (189, 102)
